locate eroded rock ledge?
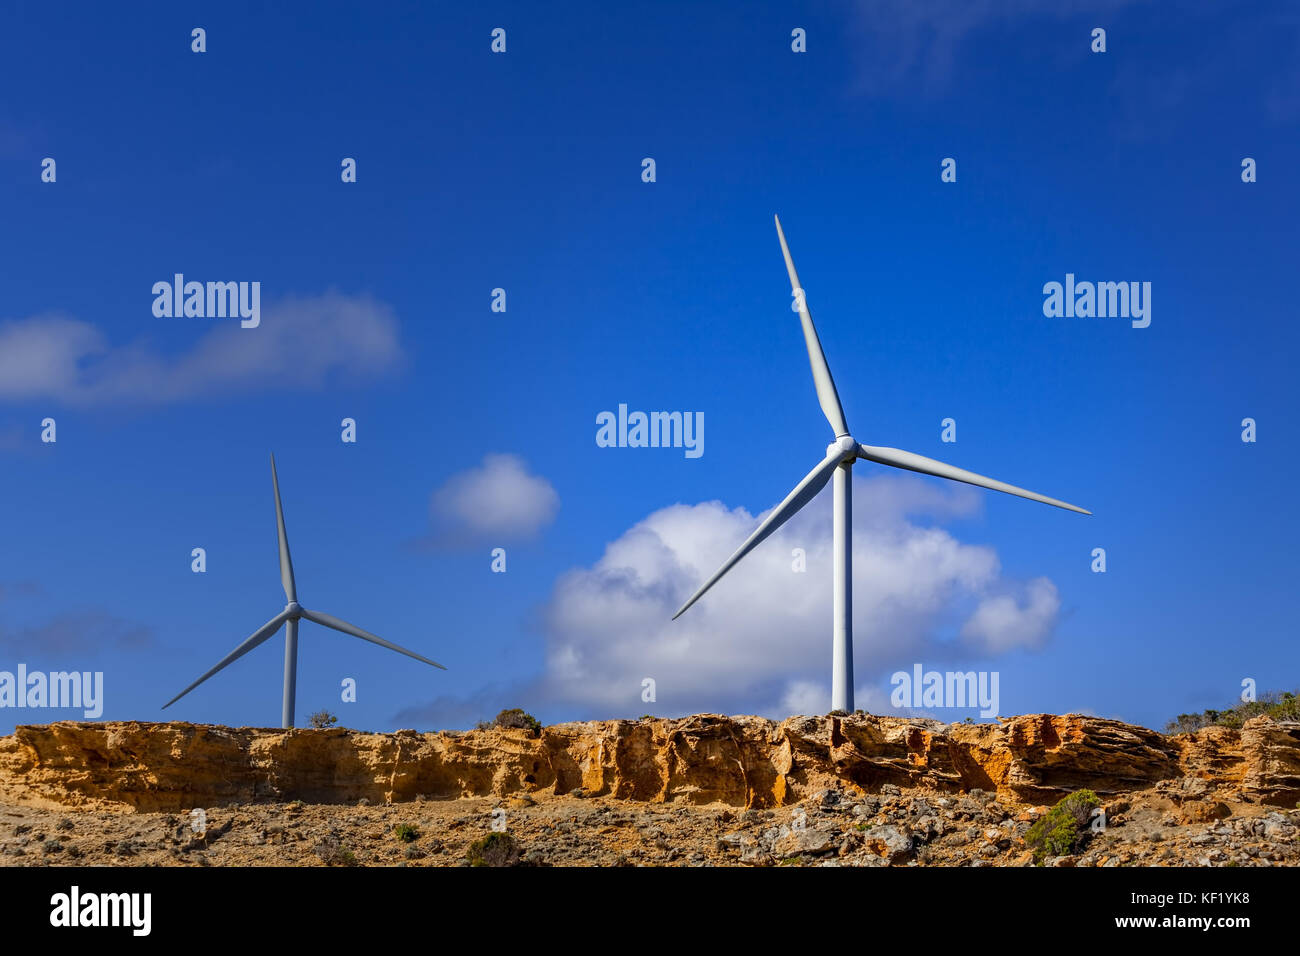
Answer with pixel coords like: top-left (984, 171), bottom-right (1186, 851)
top-left (1, 713), bottom-right (1296, 813)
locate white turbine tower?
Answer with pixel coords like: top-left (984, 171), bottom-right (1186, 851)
top-left (673, 215), bottom-right (1090, 714)
top-left (164, 454), bottom-right (445, 728)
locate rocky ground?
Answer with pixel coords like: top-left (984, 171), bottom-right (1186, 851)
top-left (2, 778), bottom-right (1297, 867)
top-left (2, 712), bottom-right (1297, 866)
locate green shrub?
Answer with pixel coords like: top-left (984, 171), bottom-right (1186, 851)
top-left (1165, 690), bottom-right (1300, 734)
top-left (393, 823), bottom-right (420, 843)
top-left (308, 711), bottom-right (338, 729)
top-left (466, 832), bottom-right (522, 867)
top-left (491, 708), bottom-right (542, 738)
top-left (313, 832), bottom-right (359, 866)
top-left (1025, 790), bottom-right (1101, 863)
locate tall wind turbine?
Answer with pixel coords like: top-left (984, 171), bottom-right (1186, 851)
top-left (673, 216), bottom-right (1090, 713)
top-left (164, 454), bottom-right (445, 728)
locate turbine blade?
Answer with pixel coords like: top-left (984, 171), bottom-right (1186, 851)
top-left (775, 215), bottom-right (850, 438)
top-left (270, 453), bottom-right (297, 603)
top-left (855, 444), bottom-right (1092, 515)
top-left (673, 450), bottom-right (843, 620)
top-left (301, 608), bottom-right (447, 670)
top-left (162, 610), bottom-right (290, 710)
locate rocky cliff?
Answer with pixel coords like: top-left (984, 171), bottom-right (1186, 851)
top-left (1, 712), bottom-right (1297, 813)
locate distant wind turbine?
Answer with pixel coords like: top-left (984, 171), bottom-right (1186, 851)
top-left (164, 454), bottom-right (445, 728)
top-left (672, 215), bottom-right (1090, 713)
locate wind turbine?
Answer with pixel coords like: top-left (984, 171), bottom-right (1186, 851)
top-left (672, 215), bottom-right (1090, 714)
top-left (164, 454), bottom-right (445, 728)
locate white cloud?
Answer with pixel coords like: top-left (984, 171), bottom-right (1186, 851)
top-left (0, 292), bottom-right (403, 405)
top-left (961, 577), bottom-right (1060, 653)
top-left (539, 473), bottom-right (1062, 718)
top-left (430, 454), bottom-right (559, 543)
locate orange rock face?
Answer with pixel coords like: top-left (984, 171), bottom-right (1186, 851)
top-left (0, 713), bottom-right (1295, 813)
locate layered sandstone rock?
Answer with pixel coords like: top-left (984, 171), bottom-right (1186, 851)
top-left (0, 713), bottom-right (1295, 813)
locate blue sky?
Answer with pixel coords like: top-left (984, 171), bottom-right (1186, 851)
top-left (0, 0), bottom-right (1296, 733)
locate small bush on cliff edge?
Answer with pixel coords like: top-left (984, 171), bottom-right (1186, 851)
top-left (486, 708), bottom-right (542, 738)
top-left (308, 710), bottom-right (339, 729)
top-left (1026, 790), bottom-right (1101, 863)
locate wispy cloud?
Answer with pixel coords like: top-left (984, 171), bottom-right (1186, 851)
top-left (0, 292), bottom-right (404, 406)
top-left (425, 454), bottom-right (560, 546)
top-left (0, 582), bottom-right (154, 658)
top-left (846, 0), bottom-right (1145, 98)
top-left (392, 681), bottom-right (526, 730)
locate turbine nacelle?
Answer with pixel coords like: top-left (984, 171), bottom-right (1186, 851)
top-left (828, 435), bottom-right (858, 462)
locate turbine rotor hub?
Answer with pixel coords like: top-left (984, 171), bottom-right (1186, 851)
top-left (285, 602), bottom-right (304, 619)
top-left (828, 435), bottom-right (858, 462)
